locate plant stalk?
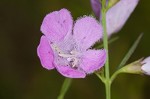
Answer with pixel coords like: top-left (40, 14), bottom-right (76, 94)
top-left (101, 0), bottom-right (111, 99)
top-left (57, 78), bottom-right (72, 99)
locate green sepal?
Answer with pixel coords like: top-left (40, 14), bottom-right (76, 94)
top-left (107, 0), bottom-right (120, 9)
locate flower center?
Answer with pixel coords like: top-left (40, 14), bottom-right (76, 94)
top-left (51, 44), bottom-right (79, 68)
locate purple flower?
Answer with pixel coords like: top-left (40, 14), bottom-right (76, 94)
top-left (37, 9), bottom-right (106, 78)
top-left (141, 57), bottom-right (150, 75)
top-left (90, 0), bottom-right (139, 36)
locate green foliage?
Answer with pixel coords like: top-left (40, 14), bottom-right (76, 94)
top-left (117, 33), bottom-right (143, 69)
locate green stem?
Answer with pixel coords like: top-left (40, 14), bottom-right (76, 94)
top-left (101, 0), bottom-right (111, 99)
top-left (105, 81), bottom-right (111, 99)
top-left (57, 78), bottom-right (72, 99)
top-left (110, 70), bottom-right (121, 84)
top-left (95, 73), bottom-right (106, 83)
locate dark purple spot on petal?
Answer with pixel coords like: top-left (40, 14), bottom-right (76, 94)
top-left (63, 20), bottom-right (66, 23)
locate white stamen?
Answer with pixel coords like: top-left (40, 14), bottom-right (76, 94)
top-left (72, 58), bottom-right (78, 68)
top-left (67, 58), bottom-right (72, 61)
top-left (59, 53), bottom-right (75, 58)
top-left (51, 44), bottom-right (63, 54)
top-left (51, 43), bottom-right (79, 68)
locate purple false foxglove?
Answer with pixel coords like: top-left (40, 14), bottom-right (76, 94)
top-left (37, 9), bottom-right (106, 78)
top-left (141, 57), bottom-right (150, 75)
top-left (90, 0), bottom-right (139, 36)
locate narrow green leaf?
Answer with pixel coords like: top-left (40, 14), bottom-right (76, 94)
top-left (57, 78), bottom-right (72, 99)
top-left (117, 33), bottom-right (143, 69)
top-left (107, 36), bottom-right (119, 45)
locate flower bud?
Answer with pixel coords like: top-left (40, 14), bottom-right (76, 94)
top-left (90, 0), bottom-right (101, 18)
top-left (118, 57), bottom-right (150, 76)
top-left (120, 59), bottom-right (143, 74)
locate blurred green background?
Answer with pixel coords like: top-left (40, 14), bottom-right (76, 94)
top-left (0, 0), bottom-right (150, 99)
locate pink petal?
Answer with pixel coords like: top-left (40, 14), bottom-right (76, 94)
top-left (141, 57), bottom-right (150, 75)
top-left (37, 36), bottom-right (54, 70)
top-left (79, 49), bottom-right (106, 74)
top-left (55, 65), bottom-right (86, 78)
top-left (40, 8), bottom-right (73, 42)
top-left (106, 0), bottom-right (139, 36)
top-left (73, 17), bottom-right (103, 51)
